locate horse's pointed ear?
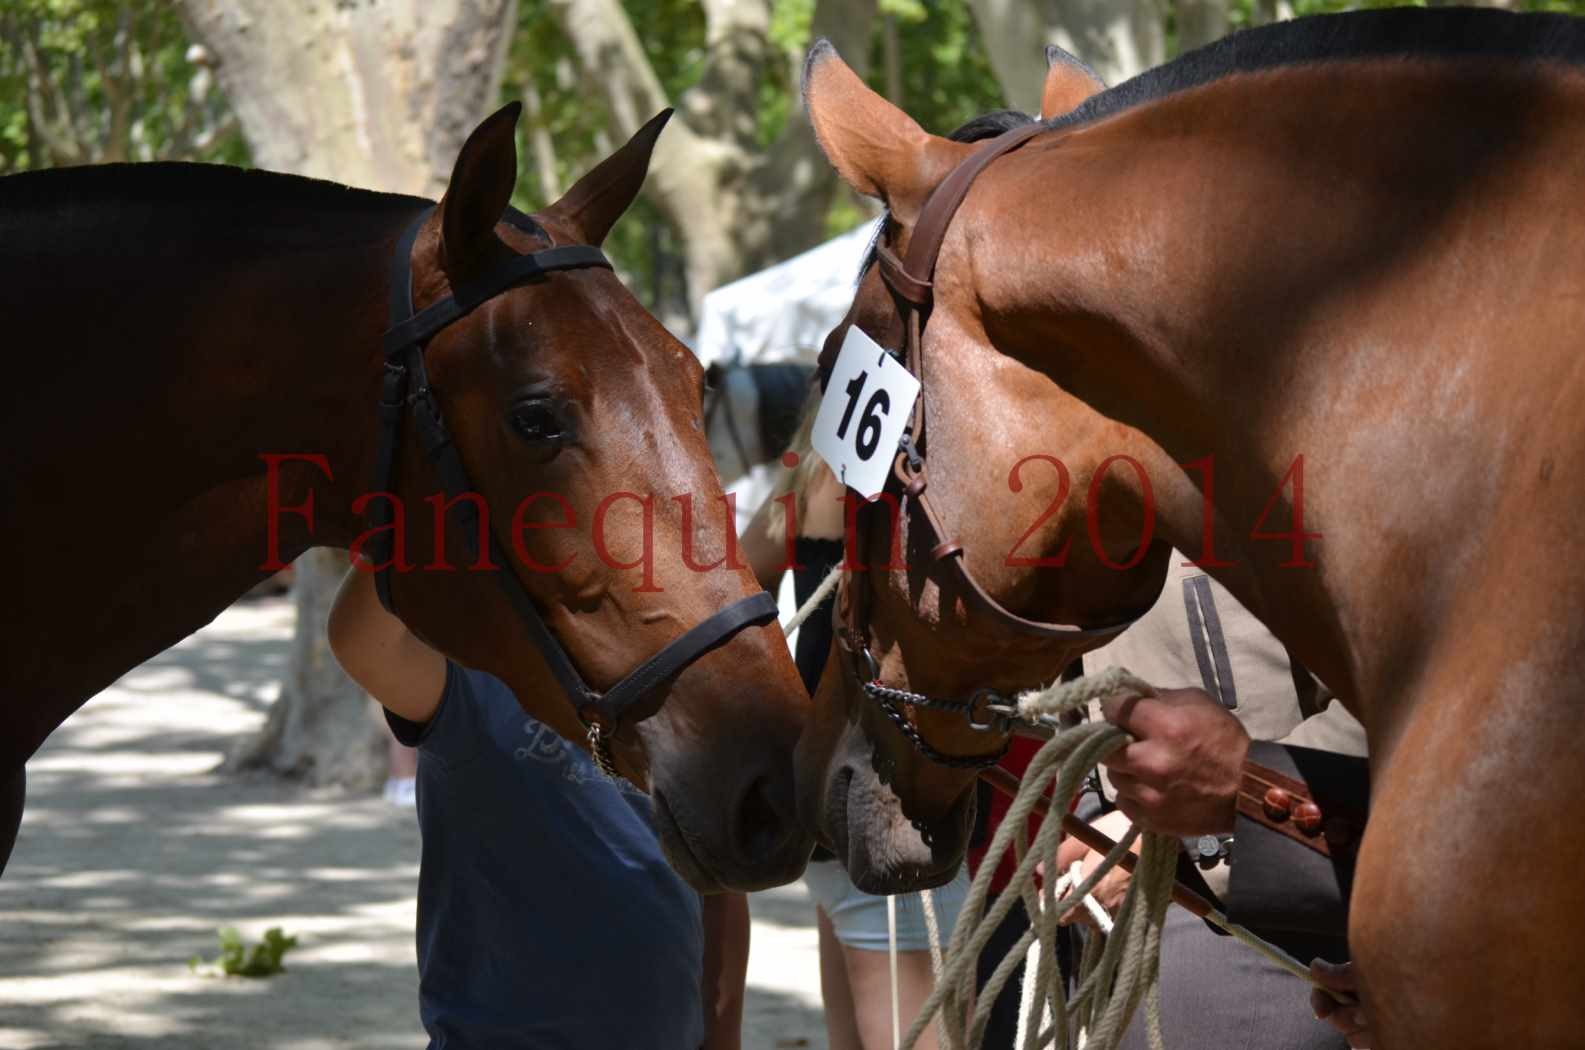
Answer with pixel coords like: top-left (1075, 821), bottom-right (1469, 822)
top-left (439, 102), bottom-right (521, 276)
top-left (542, 108), bottom-right (672, 247)
top-left (1041, 45), bottom-right (1105, 119)
top-left (802, 40), bottom-right (973, 227)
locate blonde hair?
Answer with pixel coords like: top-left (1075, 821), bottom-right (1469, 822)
top-left (765, 385), bottom-right (830, 545)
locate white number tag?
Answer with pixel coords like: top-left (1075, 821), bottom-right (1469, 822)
top-left (811, 326), bottom-right (921, 498)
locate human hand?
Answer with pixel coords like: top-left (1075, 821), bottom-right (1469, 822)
top-left (1052, 810), bottom-right (1136, 927)
top-left (1310, 959), bottom-right (1371, 1048)
top-left (1100, 687), bottom-right (1250, 837)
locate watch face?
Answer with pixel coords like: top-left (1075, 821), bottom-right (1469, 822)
top-left (1195, 834), bottom-right (1222, 859)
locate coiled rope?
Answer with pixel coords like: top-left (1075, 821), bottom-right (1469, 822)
top-left (781, 568), bottom-right (1339, 1050)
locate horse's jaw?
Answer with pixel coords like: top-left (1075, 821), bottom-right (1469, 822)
top-left (808, 720), bottom-right (975, 894)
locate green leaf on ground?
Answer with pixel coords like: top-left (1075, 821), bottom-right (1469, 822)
top-left (189, 926), bottom-right (299, 978)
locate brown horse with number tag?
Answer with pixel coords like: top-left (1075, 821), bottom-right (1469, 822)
top-left (0, 104), bottom-right (813, 893)
top-left (797, 8), bottom-right (1585, 1047)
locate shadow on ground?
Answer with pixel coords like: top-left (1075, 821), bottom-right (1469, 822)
top-left (0, 596), bottom-right (830, 1050)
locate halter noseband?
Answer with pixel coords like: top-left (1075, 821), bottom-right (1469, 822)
top-left (368, 205), bottom-right (777, 774)
top-left (821, 124), bottom-right (1147, 768)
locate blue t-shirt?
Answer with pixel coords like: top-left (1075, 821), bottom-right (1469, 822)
top-left (387, 664), bottom-right (704, 1049)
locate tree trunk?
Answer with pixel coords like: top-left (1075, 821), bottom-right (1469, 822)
top-left (1252, 1), bottom-right (1295, 26)
top-left (1176, 0), bottom-right (1230, 54)
top-left (179, 0), bottom-right (517, 788)
top-left (970, 0), bottom-right (1167, 109)
top-left (547, 0), bottom-right (878, 312)
top-left (224, 550), bottom-right (389, 787)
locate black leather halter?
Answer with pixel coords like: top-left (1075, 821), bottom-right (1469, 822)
top-left (368, 205), bottom-right (777, 769)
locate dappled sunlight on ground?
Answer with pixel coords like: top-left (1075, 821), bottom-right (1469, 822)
top-left (0, 596), bottom-right (828, 1048)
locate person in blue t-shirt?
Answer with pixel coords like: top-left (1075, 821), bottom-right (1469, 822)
top-left (328, 565), bottom-right (747, 1050)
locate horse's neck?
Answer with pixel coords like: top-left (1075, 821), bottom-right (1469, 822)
top-left (0, 198), bottom-right (403, 764)
top-left (972, 61), bottom-right (1585, 725)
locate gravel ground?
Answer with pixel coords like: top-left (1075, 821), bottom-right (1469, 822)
top-left (0, 596), bottom-right (827, 1049)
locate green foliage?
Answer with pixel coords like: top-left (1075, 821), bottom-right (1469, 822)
top-left (504, 1), bottom-right (703, 314)
top-left (1230, 0), bottom-right (1585, 29)
top-left (877, 4), bottom-right (1005, 135)
top-left (0, 0), bottom-right (246, 173)
top-left (503, 0), bottom-right (1006, 311)
top-left (189, 926), bottom-right (299, 978)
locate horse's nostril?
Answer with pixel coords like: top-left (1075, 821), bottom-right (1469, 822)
top-left (735, 775), bottom-right (788, 864)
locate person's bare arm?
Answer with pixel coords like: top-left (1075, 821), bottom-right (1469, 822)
top-left (739, 459), bottom-right (848, 595)
top-left (699, 892), bottom-right (749, 1050)
top-left (327, 565), bottom-right (447, 725)
top-left (738, 496), bottom-right (793, 595)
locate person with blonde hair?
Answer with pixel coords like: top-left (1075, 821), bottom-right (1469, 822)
top-left (741, 388), bottom-right (968, 1050)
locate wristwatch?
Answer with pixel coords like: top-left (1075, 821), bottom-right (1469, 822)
top-left (1182, 833), bottom-right (1234, 869)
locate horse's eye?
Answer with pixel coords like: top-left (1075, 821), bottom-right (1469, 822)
top-left (509, 401), bottom-right (567, 444)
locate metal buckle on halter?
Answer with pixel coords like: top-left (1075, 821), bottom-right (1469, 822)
top-left (856, 644), bottom-right (882, 685)
top-left (967, 688), bottom-right (1014, 733)
top-left (898, 430), bottom-right (924, 474)
top-left (583, 717), bottom-right (621, 781)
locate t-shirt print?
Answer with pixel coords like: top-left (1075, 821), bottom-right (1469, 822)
top-left (512, 716), bottom-right (647, 798)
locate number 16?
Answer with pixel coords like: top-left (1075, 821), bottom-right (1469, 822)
top-left (836, 371), bottom-right (890, 461)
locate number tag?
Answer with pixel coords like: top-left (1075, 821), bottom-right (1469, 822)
top-left (811, 326), bottom-right (921, 498)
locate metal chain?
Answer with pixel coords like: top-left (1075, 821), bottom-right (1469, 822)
top-left (867, 687), bottom-right (1013, 770)
top-left (585, 722), bottom-right (621, 781)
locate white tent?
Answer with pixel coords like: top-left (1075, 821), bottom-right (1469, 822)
top-left (688, 223), bottom-right (875, 640)
top-left (692, 222), bottom-right (875, 369)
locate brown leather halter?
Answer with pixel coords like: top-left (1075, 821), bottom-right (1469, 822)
top-left (818, 124), bottom-right (1147, 768)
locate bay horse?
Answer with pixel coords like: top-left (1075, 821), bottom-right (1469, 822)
top-left (793, 108), bottom-right (1170, 894)
top-left (0, 103), bottom-right (814, 893)
top-left (798, 7), bottom-right (1585, 1047)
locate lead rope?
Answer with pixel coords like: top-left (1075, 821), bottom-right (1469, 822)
top-left (782, 563), bottom-right (844, 636)
top-left (912, 669), bottom-right (1347, 1050)
top-left (779, 569), bottom-right (1336, 1050)
top-left (903, 669), bottom-right (1175, 1050)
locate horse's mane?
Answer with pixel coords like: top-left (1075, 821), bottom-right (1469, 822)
top-left (0, 162), bottom-right (426, 249)
top-left (1048, 7), bottom-right (1585, 133)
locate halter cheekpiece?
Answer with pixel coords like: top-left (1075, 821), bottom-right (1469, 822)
top-left (822, 124), bottom-right (1149, 768)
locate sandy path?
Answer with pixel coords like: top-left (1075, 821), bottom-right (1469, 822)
top-left (0, 597), bottom-right (826, 1049)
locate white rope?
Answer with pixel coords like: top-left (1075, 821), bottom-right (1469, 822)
top-left (776, 574), bottom-right (1344, 1045)
top-left (1015, 935), bottom-right (1045, 1050)
top-left (782, 564), bottom-right (844, 637)
top-left (902, 668), bottom-right (1172, 1050)
top-left (1071, 861), bottom-right (1113, 936)
top-left (922, 888), bottom-right (944, 979)
top-left (900, 666), bottom-right (1344, 1050)
top-left (889, 893), bottom-right (902, 1050)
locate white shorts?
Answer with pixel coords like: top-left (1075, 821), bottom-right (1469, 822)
top-left (802, 859), bottom-right (970, 952)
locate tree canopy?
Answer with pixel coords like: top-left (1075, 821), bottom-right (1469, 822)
top-left (0, 0), bottom-right (242, 171)
top-left (5, 0), bottom-right (1583, 319)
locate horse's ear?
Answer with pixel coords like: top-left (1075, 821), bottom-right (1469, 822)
top-left (542, 108), bottom-right (672, 247)
top-left (1041, 45), bottom-right (1105, 119)
top-left (439, 102), bottom-right (521, 276)
top-left (802, 40), bottom-right (973, 227)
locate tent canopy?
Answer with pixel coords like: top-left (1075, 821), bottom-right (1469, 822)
top-left (692, 223), bottom-right (876, 369)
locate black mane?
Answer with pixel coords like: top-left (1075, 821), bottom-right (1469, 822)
top-left (1048, 7), bottom-right (1585, 133)
top-left (0, 162), bottom-right (428, 251)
